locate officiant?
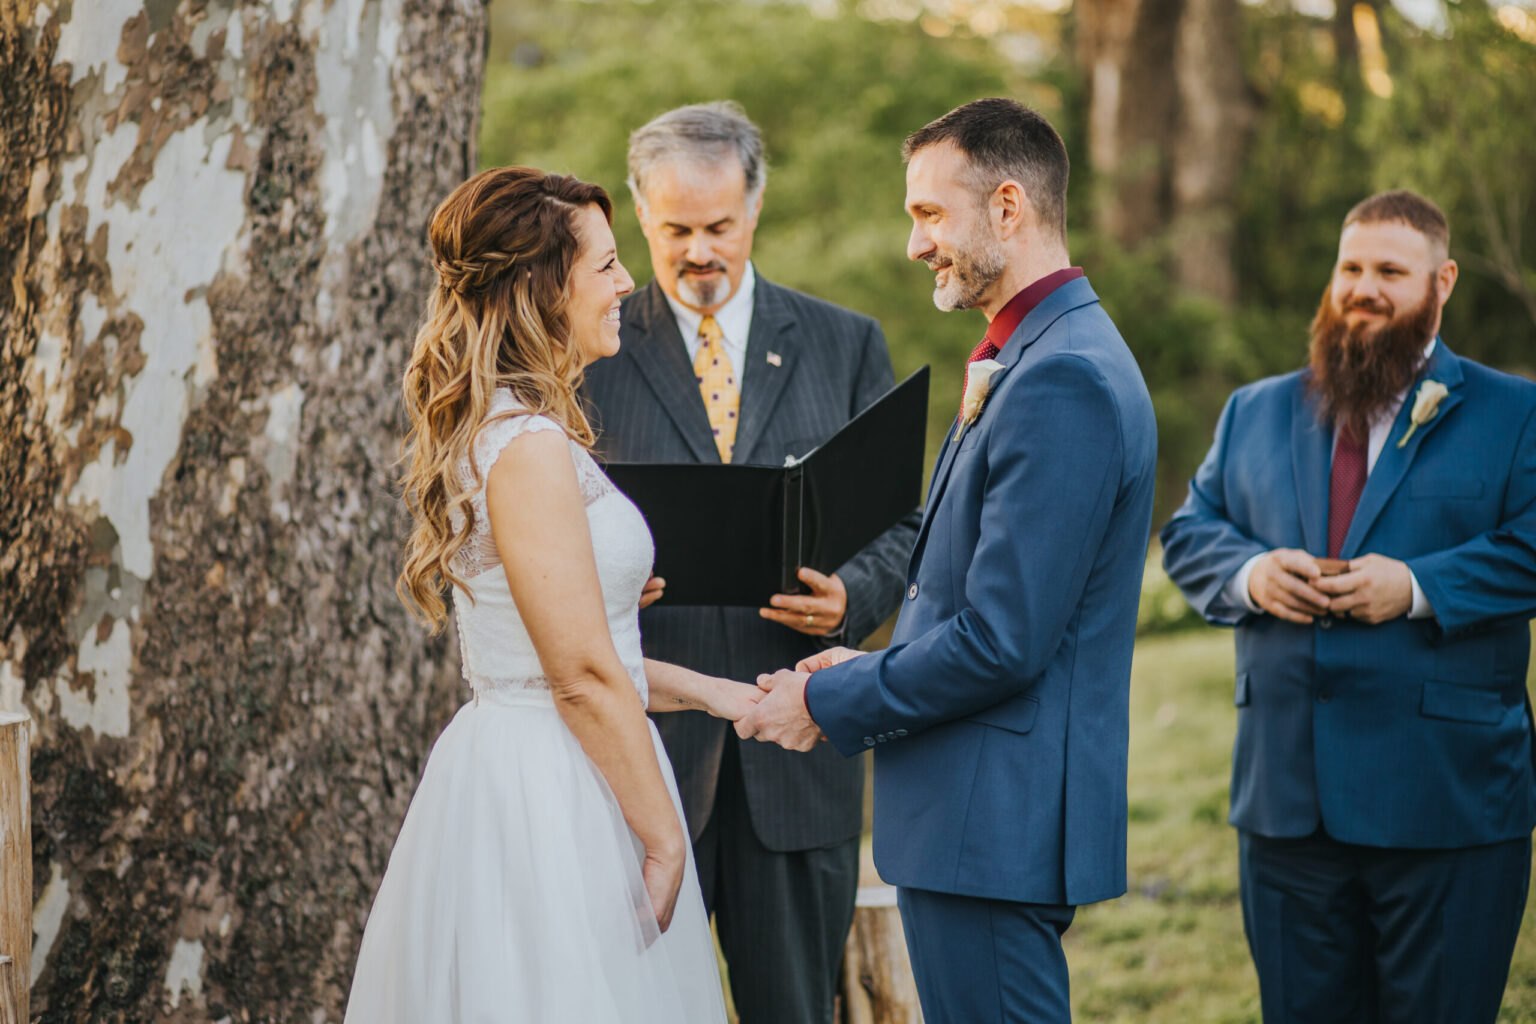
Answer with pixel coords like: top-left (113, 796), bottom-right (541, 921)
top-left (580, 102), bottom-right (918, 1024)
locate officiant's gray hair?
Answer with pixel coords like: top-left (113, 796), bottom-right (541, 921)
top-left (627, 101), bottom-right (767, 210)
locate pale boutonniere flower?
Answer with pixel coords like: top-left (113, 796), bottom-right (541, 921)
top-left (1397, 379), bottom-right (1450, 448)
top-left (958, 359), bottom-right (1005, 438)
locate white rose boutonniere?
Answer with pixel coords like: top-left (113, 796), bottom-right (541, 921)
top-left (1396, 379), bottom-right (1450, 448)
top-left (959, 359), bottom-right (1005, 435)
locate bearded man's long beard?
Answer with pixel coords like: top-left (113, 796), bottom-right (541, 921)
top-left (1305, 277), bottom-right (1438, 441)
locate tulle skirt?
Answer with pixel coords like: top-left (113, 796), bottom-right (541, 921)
top-left (343, 688), bottom-right (726, 1023)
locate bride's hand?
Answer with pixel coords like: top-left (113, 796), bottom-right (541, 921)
top-left (641, 840), bottom-right (686, 933)
top-left (706, 679), bottom-right (764, 722)
top-left (638, 576), bottom-right (665, 609)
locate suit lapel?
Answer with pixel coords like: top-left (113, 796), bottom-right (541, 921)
top-left (1290, 383), bottom-right (1331, 557)
top-left (622, 281), bottom-right (718, 463)
top-left (904, 418), bottom-right (960, 574)
top-left (1341, 340), bottom-right (1465, 558)
top-left (906, 277), bottom-right (1102, 569)
top-left (732, 280), bottom-right (799, 464)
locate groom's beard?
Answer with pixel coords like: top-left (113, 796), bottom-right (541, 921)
top-left (926, 222), bottom-right (1006, 312)
top-left (1305, 276), bottom-right (1438, 440)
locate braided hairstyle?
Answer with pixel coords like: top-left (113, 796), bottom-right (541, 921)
top-left (398, 166), bottom-right (615, 629)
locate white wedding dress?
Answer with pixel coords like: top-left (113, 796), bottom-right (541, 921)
top-left (344, 391), bottom-right (725, 1023)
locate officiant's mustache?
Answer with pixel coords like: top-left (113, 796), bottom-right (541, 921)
top-left (678, 259), bottom-right (728, 275)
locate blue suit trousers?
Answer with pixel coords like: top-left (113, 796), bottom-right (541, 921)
top-left (897, 887), bottom-right (1076, 1024)
top-left (1239, 830), bottom-right (1530, 1023)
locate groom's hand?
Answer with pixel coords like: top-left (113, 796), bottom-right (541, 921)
top-left (796, 646), bottom-right (864, 674)
top-left (760, 568), bottom-right (847, 636)
top-left (736, 670), bottom-right (823, 751)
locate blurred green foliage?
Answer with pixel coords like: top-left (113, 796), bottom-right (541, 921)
top-left (481, 0), bottom-right (1536, 533)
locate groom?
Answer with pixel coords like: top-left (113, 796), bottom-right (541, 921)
top-left (738, 98), bottom-right (1157, 1022)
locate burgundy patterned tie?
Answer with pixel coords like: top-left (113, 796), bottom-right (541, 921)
top-left (1327, 425), bottom-right (1368, 558)
top-left (959, 337), bottom-right (1000, 421)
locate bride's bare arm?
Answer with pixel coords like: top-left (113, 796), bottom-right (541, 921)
top-left (643, 659), bottom-right (762, 720)
top-left (486, 430), bottom-right (685, 931)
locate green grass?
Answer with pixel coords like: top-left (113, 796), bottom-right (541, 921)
top-left (1066, 626), bottom-right (1536, 1022)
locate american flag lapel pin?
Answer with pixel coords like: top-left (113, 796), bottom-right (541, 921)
top-left (766, 351), bottom-right (782, 367)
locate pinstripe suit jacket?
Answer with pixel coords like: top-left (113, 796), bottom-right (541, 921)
top-left (582, 276), bottom-right (918, 852)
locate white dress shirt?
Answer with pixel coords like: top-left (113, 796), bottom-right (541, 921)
top-left (1226, 339), bottom-right (1437, 619)
top-left (665, 261), bottom-right (756, 374)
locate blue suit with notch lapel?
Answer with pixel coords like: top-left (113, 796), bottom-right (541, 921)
top-left (1160, 340), bottom-right (1536, 1023)
top-left (808, 276), bottom-right (1157, 1021)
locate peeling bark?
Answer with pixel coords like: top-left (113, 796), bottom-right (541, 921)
top-left (0, 1), bottom-right (486, 1019)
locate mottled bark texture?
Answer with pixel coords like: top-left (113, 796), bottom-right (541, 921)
top-left (1076, 0), bottom-right (1254, 304)
top-left (0, 1), bottom-right (486, 1020)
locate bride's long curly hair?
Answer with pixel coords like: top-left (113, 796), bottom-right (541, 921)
top-left (398, 166), bottom-right (614, 630)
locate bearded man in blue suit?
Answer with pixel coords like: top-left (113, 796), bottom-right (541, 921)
top-left (738, 98), bottom-right (1157, 1023)
top-left (1162, 190), bottom-right (1536, 1023)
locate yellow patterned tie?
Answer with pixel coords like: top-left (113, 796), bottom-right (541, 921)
top-left (693, 315), bottom-right (739, 463)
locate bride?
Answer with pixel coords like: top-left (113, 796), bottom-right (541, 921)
top-left (344, 166), bottom-right (752, 1022)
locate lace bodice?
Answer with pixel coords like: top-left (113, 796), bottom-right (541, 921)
top-left (449, 390), bottom-right (653, 705)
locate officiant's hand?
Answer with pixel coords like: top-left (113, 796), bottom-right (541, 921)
top-left (638, 576), bottom-right (665, 609)
top-left (736, 670), bottom-right (824, 752)
top-left (760, 567), bottom-right (847, 636)
top-left (796, 646), bottom-right (865, 674)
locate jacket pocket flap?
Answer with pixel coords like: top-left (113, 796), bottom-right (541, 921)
top-left (966, 695), bottom-right (1040, 735)
top-left (1235, 672), bottom-right (1250, 707)
top-left (1408, 478), bottom-right (1484, 499)
top-left (1421, 680), bottom-right (1505, 725)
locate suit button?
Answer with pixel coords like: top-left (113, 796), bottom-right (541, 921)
top-left (1319, 617), bottom-right (1333, 630)
top-left (1318, 692), bottom-right (1332, 703)
top-left (863, 736), bottom-right (876, 747)
top-left (907, 584), bottom-right (918, 600)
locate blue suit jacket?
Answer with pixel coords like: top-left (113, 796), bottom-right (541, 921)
top-left (808, 277), bottom-right (1157, 906)
top-left (1160, 341), bottom-right (1536, 847)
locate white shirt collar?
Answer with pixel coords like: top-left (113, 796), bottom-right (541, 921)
top-left (666, 262), bottom-right (756, 363)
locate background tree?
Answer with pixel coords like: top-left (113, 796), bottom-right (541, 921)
top-left (1076, 0), bottom-right (1255, 305)
top-left (0, 1), bottom-right (483, 1019)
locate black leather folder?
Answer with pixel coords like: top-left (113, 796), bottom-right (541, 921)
top-left (604, 366), bottom-right (930, 607)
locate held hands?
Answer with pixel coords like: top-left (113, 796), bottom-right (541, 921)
top-left (735, 670), bottom-right (825, 752)
top-left (760, 568), bottom-right (848, 636)
top-left (638, 576), bottom-right (665, 609)
top-left (1249, 549), bottom-right (1413, 624)
top-left (796, 646), bottom-right (865, 674)
top-left (706, 678), bottom-right (765, 722)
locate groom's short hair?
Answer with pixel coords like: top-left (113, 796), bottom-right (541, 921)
top-left (903, 98), bottom-right (1069, 243)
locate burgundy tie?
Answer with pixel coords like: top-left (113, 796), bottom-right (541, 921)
top-left (1328, 425), bottom-right (1368, 558)
top-left (959, 337), bottom-right (1000, 421)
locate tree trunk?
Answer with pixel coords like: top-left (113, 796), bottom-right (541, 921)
top-left (1170, 0), bottom-right (1254, 304)
top-left (0, 1), bottom-right (486, 1020)
top-left (841, 886), bottom-right (924, 1024)
top-left (1077, 0), bottom-right (1184, 248)
top-left (1077, 0), bottom-right (1254, 304)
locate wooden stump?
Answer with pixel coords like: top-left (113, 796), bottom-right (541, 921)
top-left (0, 712), bottom-right (29, 1024)
top-left (841, 885), bottom-right (924, 1024)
